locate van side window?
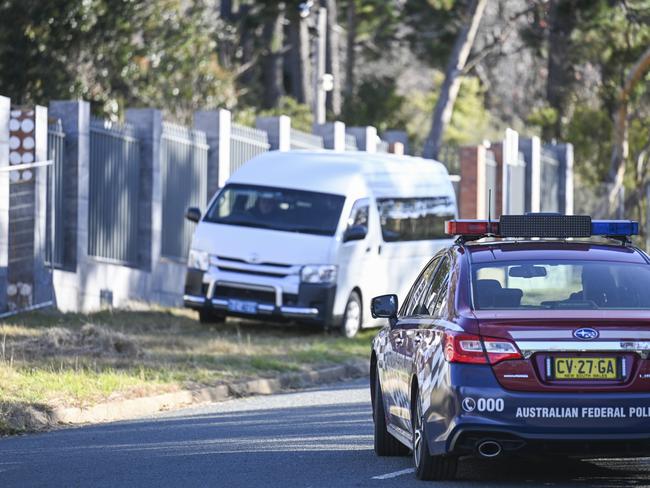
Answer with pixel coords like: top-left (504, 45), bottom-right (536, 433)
top-left (347, 199), bottom-right (369, 230)
top-left (401, 257), bottom-right (440, 316)
top-left (376, 197), bottom-right (455, 242)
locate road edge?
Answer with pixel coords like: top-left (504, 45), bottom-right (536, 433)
top-left (5, 360), bottom-right (369, 433)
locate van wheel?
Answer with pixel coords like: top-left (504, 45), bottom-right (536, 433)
top-left (198, 309), bottom-right (225, 324)
top-left (341, 291), bottom-right (362, 338)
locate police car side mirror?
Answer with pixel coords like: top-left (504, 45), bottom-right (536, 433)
top-left (371, 294), bottom-right (398, 328)
top-left (185, 207), bottom-right (201, 223)
top-left (343, 225), bottom-right (367, 243)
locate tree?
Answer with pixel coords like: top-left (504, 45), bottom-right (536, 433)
top-left (422, 0), bottom-right (487, 160)
top-left (260, 2), bottom-right (286, 108)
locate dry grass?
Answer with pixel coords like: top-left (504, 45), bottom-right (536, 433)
top-left (0, 307), bottom-right (373, 431)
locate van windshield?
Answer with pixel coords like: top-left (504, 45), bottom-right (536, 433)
top-left (204, 184), bottom-right (345, 236)
top-left (472, 260), bottom-right (650, 310)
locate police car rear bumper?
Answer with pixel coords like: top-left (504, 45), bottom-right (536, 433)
top-left (428, 364), bottom-right (650, 457)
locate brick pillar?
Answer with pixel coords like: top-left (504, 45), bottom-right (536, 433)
top-left (313, 121), bottom-right (346, 151)
top-left (195, 109), bottom-right (231, 196)
top-left (256, 115), bottom-right (291, 151)
top-left (0, 96), bottom-right (9, 314)
top-left (459, 145), bottom-right (488, 219)
top-left (389, 142), bottom-right (404, 155)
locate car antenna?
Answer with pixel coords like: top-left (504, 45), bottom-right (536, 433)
top-left (487, 188), bottom-right (493, 236)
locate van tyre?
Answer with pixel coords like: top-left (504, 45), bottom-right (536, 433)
top-left (374, 372), bottom-right (410, 456)
top-left (341, 291), bottom-right (362, 338)
top-left (412, 389), bottom-right (457, 480)
top-left (198, 309), bottom-right (225, 324)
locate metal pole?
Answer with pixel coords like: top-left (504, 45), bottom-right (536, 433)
top-left (312, 7), bottom-right (327, 125)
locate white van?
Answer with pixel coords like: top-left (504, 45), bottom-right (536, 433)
top-left (183, 150), bottom-right (457, 337)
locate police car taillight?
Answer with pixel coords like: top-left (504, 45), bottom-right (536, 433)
top-left (444, 332), bottom-right (522, 365)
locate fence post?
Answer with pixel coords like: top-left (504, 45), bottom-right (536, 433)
top-left (347, 126), bottom-right (377, 153)
top-left (459, 144), bottom-right (487, 219)
top-left (382, 130), bottom-right (410, 155)
top-left (0, 96), bottom-right (9, 314)
top-left (555, 143), bottom-right (574, 215)
top-left (125, 109), bottom-right (162, 273)
top-left (256, 116), bottom-right (290, 151)
top-left (195, 109), bottom-right (231, 195)
top-left (32, 105), bottom-right (51, 305)
top-left (313, 121), bottom-right (345, 151)
top-left (500, 128), bottom-right (519, 215)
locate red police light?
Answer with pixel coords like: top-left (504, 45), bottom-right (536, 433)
top-left (445, 220), bottom-right (498, 237)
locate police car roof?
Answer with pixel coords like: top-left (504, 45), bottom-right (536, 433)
top-left (227, 149), bottom-right (454, 198)
top-left (466, 240), bottom-right (648, 264)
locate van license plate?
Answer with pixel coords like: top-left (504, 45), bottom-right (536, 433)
top-left (552, 357), bottom-right (618, 380)
top-left (227, 299), bottom-right (257, 314)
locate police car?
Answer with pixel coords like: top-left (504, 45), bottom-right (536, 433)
top-left (370, 214), bottom-right (650, 480)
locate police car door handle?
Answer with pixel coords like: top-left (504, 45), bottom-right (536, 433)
top-left (413, 332), bottom-right (423, 345)
top-left (394, 335), bottom-right (404, 346)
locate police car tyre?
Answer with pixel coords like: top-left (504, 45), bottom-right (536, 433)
top-left (341, 291), bottom-right (362, 338)
top-left (373, 372), bottom-right (409, 456)
top-left (198, 309), bottom-right (225, 324)
top-left (413, 390), bottom-right (457, 481)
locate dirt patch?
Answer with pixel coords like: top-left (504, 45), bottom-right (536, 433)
top-left (17, 324), bottom-right (142, 358)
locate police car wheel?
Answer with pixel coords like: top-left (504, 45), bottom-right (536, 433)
top-left (341, 291), bottom-right (362, 338)
top-left (413, 390), bottom-right (457, 480)
top-left (198, 309), bottom-right (225, 324)
top-left (373, 372), bottom-right (410, 456)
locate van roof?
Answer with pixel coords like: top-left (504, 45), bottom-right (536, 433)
top-left (228, 150), bottom-right (455, 199)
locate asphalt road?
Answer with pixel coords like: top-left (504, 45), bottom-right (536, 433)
top-left (1, 378), bottom-right (650, 487)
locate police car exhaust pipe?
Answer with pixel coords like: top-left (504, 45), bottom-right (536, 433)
top-left (477, 440), bottom-right (502, 458)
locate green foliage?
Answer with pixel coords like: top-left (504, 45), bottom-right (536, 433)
top-left (0, 0), bottom-right (235, 122)
top-left (235, 97), bottom-right (314, 132)
top-left (342, 72), bottom-right (492, 154)
top-left (565, 105), bottom-right (613, 186)
top-left (527, 106), bottom-right (559, 135)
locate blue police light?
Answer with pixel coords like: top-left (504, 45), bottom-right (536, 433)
top-left (591, 220), bottom-right (639, 236)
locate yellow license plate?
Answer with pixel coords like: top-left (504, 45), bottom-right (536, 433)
top-left (553, 357), bottom-right (618, 380)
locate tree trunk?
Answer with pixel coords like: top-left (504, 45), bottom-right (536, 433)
top-left (607, 45), bottom-right (650, 217)
top-left (344, 0), bottom-right (357, 101)
top-left (323, 0), bottom-right (342, 116)
top-left (288, 10), bottom-right (313, 106)
top-left (423, 0), bottom-right (487, 160)
top-left (261, 2), bottom-right (286, 109)
top-left (544, 0), bottom-right (577, 141)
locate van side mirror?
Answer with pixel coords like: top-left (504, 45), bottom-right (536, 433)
top-left (185, 207), bottom-right (201, 223)
top-left (343, 225), bottom-right (367, 243)
top-left (371, 294), bottom-right (398, 328)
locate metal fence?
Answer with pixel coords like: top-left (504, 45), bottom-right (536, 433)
top-left (160, 122), bottom-right (209, 261)
top-left (46, 120), bottom-right (65, 268)
top-left (230, 123), bottom-right (270, 175)
top-left (540, 146), bottom-right (560, 212)
top-left (290, 128), bottom-right (324, 150)
top-left (376, 139), bottom-right (390, 153)
top-left (345, 134), bottom-right (358, 151)
top-left (88, 118), bottom-right (140, 266)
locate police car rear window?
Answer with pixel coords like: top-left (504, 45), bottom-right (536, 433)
top-left (472, 260), bottom-right (650, 310)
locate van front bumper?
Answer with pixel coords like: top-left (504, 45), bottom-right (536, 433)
top-left (183, 268), bottom-right (338, 326)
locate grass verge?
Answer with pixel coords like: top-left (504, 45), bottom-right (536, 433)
top-left (0, 307), bottom-right (373, 433)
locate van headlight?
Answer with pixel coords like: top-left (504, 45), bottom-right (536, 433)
top-left (188, 249), bottom-right (210, 271)
top-left (301, 265), bottom-right (337, 284)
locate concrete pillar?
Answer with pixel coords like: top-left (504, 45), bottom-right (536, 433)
top-left (49, 100), bottom-right (90, 272)
top-left (313, 121), bottom-right (346, 151)
top-left (125, 109), bottom-right (163, 272)
top-left (459, 144), bottom-right (487, 219)
top-left (501, 128), bottom-right (519, 215)
top-left (32, 105), bottom-right (51, 305)
top-left (256, 115), bottom-right (290, 151)
top-left (382, 130), bottom-right (410, 155)
top-left (0, 96), bottom-right (9, 314)
top-left (491, 142), bottom-right (504, 218)
top-left (195, 109), bottom-right (231, 195)
top-left (347, 126), bottom-right (377, 153)
top-left (388, 142), bottom-right (404, 155)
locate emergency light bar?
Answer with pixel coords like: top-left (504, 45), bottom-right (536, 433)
top-left (445, 215), bottom-right (639, 240)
